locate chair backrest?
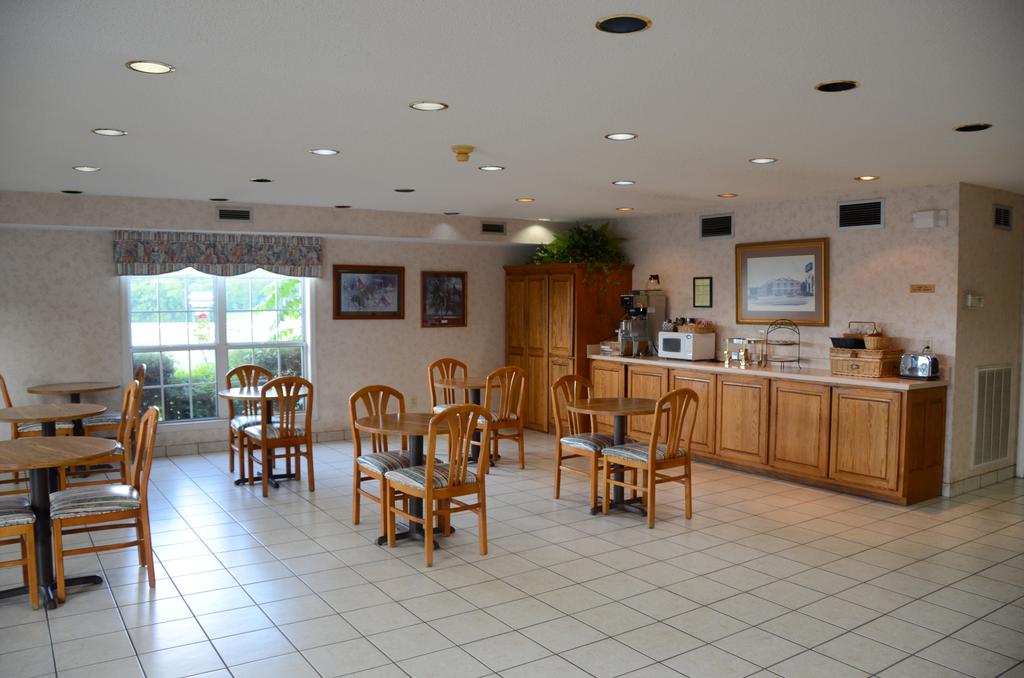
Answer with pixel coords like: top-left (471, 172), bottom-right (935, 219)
top-left (428, 358), bottom-right (468, 408)
top-left (483, 366), bottom-right (526, 423)
top-left (427, 404), bottom-right (491, 486)
top-left (349, 384), bottom-right (406, 456)
top-left (227, 364), bottom-right (273, 418)
top-left (133, 363), bottom-right (147, 388)
top-left (0, 373), bottom-right (12, 438)
top-left (260, 376), bottom-right (313, 438)
top-left (551, 374), bottom-right (595, 439)
top-left (116, 379), bottom-right (142, 454)
top-left (650, 387), bottom-right (700, 459)
top-left (131, 407), bottom-right (159, 500)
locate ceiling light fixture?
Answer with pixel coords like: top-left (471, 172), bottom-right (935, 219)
top-left (61, 190), bottom-right (82, 194)
top-left (605, 132), bottom-right (637, 141)
top-left (612, 180), bottom-right (636, 186)
top-left (749, 158), bottom-right (777, 164)
top-left (515, 197), bottom-right (535, 203)
top-left (250, 178), bottom-right (273, 183)
top-left (717, 193), bottom-right (738, 198)
top-left (596, 14), bottom-right (652, 34)
top-left (126, 60), bottom-right (175, 74)
top-left (73, 165), bottom-right (100, 172)
top-left (616, 207), bottom-right (635, 212)
top-left (409, 101), bottom-right (448, 111)
top-left (309, 148), bottom-right (339, 156)
top-left (538, 218), bottom-right (552, 221)
top-left (395, 188), bottom-right (415, 193)
top-left (954, 123), bottom-right (992, 132)
top-left (854, 175), bottom-right (879, 181)
top-left (815, 80), bottom-right (859, 92)
top-left (478, 165), bottom-right (505, 171)
top-left (92, 128), bottom-right (127, 137)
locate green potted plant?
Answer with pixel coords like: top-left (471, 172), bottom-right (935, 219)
top-left (530, 222), bottom-right (627, 278)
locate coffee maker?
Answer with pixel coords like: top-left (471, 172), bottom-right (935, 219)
top-left (618, 290), bottom-right (667, 356)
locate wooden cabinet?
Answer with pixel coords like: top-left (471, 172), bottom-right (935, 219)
top-left (506, 264), bottom-right (633, 432)
top-left (715, 374), bottom-right (769, 465)
top-left (903, 386), bottom-right (947, 504)
top-left (627, 366), bottom-right (668, 442)
top-left (669, 369), bottom-right (716, 455)
top-left (590, 361), bottom-right (625, 434)
top-left (770, 380), bottom-right (831, 478)
top-left (829, 387), bottom-right (901, 491)
top-left (549, 357), bottom-right (574, 429)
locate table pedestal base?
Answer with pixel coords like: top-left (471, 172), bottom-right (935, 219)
top-left (233, 472), bottom-right (295, 489)
top-left (0, 575), bottom-right (104, 610)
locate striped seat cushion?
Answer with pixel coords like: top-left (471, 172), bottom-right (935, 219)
top-left (356, 451), bottom-right (410, 475)
top-left (602, 442), bottom-right (675, 463)
top-left (0, 495), bottom-right (34, 527)
top-left (560, 432), bottom-right (615, 454)
top-left (478, 413), bottom-right (517, 425)
top-left (385, 464), bottom-right (478, 490)
top-left (49, 484), bottom-right (140, 519)
top-left (431, 403), bottom-right (460, 414)
top-left (245, 424), bottom-right (305, 441)
top-left (83, 414), bottom-right (121, 427)
top-left (230, 414), bottom-right (262, 430)
top-left (17, 421), bottom-right (74, 433)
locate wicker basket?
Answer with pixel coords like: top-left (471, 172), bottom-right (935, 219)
top-left (675, 323), bottom-right (715, 334)
top-left (863, 335), bottom-right (891, 350)
top-left (830, 348), bottom-right (901, 378)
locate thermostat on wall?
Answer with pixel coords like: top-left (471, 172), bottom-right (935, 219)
top-left (912, 210), bottom-right (947, 229)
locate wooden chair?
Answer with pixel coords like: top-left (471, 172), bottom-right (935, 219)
top-left (551, 374), bottom-right (615, 508)
top-left (83, 363), bottom-right (146, 436)
top-left (225, 365), bottom-right (273, 478)
top-left (476, 366), bottom-right (527, 469)
top-left (244, 376), bottom-right (314, 497)
top-left (59, 379), bottom-right (141, 489)
top-left (0, 496), bottom-right (39, 609)
top-left (349, 385), bottom-right (410, 538)
top-left (384, 405), bottom-right (491, 566)
top-left (428, 358), bottom-right (469, 413)
top-left (0, 372), bottom-right (73, 438)
top-left (51, 407), bottom-right (159, 603)
top-left (602, 387), bottom-right (699, 528)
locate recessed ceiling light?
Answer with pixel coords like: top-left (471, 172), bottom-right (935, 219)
top-left (409, 101), bottom-right (448, 111)
top-left (250, 178), bottom-right (273, 183)
top-left (125, 60), bottom-right (175, 74)
top-left (444, 212), bottom-right (460, 215)
top-left (209, 198), bottom-right (230, 201)
top-left (515, 197), bottom-right (535, 203)
top-left (815, 80), bottom-right (859, 93)
top-left (954, 123), bottom-right (992, 132)
top-left (612, 180), bottom-right (636, 186)
top-left (61, 190), bottom-right (83, 194)
top-left (335, 205), bottom-right (352, 209)
top-left (538, 218), bottom-right (552, 221)
top-left (749, 158), bottom-right (777, 164)
top-left (478, 166), bottom-right (505, 171)
top-left (73, 165), bottom-right (100, 172)
top-left (605, 132), bottom-right (637, 141)
top-left (596, 14), bottom-right (652, 34)
top-left (92, 128), bottom-right (127, 137)
top-left (717, 193), bottom-right (738, 198)
top-left (395, 188), bottom-right (415, 193)
top-left (616, 207), bottom-right (635, 212)
top-left (309, 148), bottom-right (339, 156)
top-left (854, 175), bottom-right (879, 181)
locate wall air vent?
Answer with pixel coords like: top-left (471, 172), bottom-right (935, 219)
top-left (994, 205), bottom-right (1013, 231)
top-left (700, 213), bottom-right (733, 239)
top-left (216, 207), bottom-right (252, 223)
top-left (481, 221), bottom-right (506, 235)
top-left (837, 199), bottom-right (884, 230)
top-left (972, 365), bottom-right (1012, 466)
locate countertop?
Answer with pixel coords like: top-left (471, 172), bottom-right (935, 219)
top-left (588, 350), bottom-right (948, 391)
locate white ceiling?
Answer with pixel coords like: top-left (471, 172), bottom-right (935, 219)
top-left (1, 0), bottom-right (1022, 222)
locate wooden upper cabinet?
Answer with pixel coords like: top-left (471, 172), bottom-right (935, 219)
top-left (716, 374), bottom-right (769, 465)
top-left (669, 369), bottom-right (716, 455)
top-left (548, 274), bottom-right (574, 357)
top-left (627, 366), bottom-right (668, 442)
top-left (506, 276), bottom-right (526, 358)
top-left (829, 387), bottom-right (901, 491)
top-left (590, 360), bottom-right (625, 434)
top-left (525, 275), bottom-right (548, 354)
top-left (769, 380), bottom-right (830, 478)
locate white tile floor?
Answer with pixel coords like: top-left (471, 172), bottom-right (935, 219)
top-left (1, 431), bottom-right (1023, 678)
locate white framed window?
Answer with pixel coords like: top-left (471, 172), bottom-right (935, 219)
top-left (125, 268), bottom-right (310, 422)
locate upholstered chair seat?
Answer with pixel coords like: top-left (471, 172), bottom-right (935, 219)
top-left (602, 442), bottom-right (673, 463)
top-left (356, 451), bottom-right (409, 476)
top-left (50, 485), bottom-right (141, 519)
top-left (559, 432), bottom-right (615, 455)
top-left (0, 495), bottom-right (34, 527)
top-left (386, 464), bottom-right (478, 491)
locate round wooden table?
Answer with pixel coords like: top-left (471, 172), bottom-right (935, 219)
top-left (0, 436), bottom-right (118, 609)
top-left (0, 403), bottom-right (107, 437)
top-left (431, 377), bottom-right (492, 460)
top-left (217, 386), bottom-right (309, 487)
top-left (567, 397), bottom-right (656, 515)
top-left (354, 413), bottom-right (445, 546)
top-left (26, 383), bottom-right (118, 435)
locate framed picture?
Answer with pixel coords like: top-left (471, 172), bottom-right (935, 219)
top-left (693, 277), bottom-right (713, 308)
top-left (333, 265), bottom-right (404, 319)
top-left (735, 238), bottom-right (829, 325)
top-left (421, 271), bottom-right (467, 328)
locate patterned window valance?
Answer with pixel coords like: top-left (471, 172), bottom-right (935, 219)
top-left (114, 230), bottom-right (322, 277)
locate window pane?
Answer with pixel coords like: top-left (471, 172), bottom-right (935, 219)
top-left (226, 311), bottom-right (252, 344)
top-left (163, 351), bottom-right (190, 385)
top-left (140, 387), bottom-right (162, 420)
top-left (253, 347), bottom-right (278, 374)
top-left (187, 278), bottom-right (214, 311)
top-left (226, 278), bottom-right (249, 311)
top-left (279, 278), bottom-right (302, 310)
top-left (133, 353), bottom-right (161, 386)
top-left (251, 311), bottom-right (278, 343)
top-left (192, 385), bottom-right (216, 419)
top-left (189, 311), bottom-right (216, 344)
top-left (228, 348), bottom-right (254, 370)
top-left (252, 278), bottom-right (276, 309)
top-left (163, 386), bottom-right (191, 421)
top-left (190, 350), bottom-right (216, 384)
top-left (280, 347), bottom-right (302, 376)
top-left (131, 312), bottom-right (159, 346)
top-left (130, 279), bottom-right (159, 312)
top-left (159, 279), bottom-right (186, 312)
top-left (160, 312), bottom-right (188, 345)
top-left (276, 311), bottom-right (302, 342)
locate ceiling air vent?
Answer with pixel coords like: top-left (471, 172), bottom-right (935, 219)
top-left (700, 214), bottom-right (733, 239)
top-left (837, 199), bottom-right (883, 230)
top-left (481, 221), bottom-right (506, 235)
top-left (994, 205), bottom-right (1013, 231)
top-left (216, 207), bottom-right (252, 223)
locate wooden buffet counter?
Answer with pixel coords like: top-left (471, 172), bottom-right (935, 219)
top-left (588, 352), bottom-right (948, 505)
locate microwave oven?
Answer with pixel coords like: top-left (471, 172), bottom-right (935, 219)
top-left (658, 331), bottom-right (717, 360)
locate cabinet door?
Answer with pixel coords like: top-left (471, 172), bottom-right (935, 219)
top-left (549, 357), bottom-right (573, 430)
top-left (627, 366), bottom-right (669, 442)
top-left (506, 275), bottom-right (526, 362)
top-left (829, 387), bottom-right (901, 491)
top-left (769, 380), bottom-right (831, 478)
top-left (590, 361), bottom-right (625, 434)
top-left (715, 374), bottom-right (769, 465)
top-left (669, 369), bottom-right (716, 455)
top-left (548, 274), bottom-right (574, 358)
top-left (524, 275), bottom-right (549, 431)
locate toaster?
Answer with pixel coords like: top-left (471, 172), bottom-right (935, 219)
top-left (899, 352), bottom-right (940, 380)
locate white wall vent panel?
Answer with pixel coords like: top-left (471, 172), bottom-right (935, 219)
top-left (972, 365), bottom-right (1012, 466)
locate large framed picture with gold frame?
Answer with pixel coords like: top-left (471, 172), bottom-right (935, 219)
top-left (735, 238), bottom-right (828, 325)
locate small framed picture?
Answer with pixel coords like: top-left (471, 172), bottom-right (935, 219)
top-left (421, 271), bottom-right (467, 328)
top-left (333, 265), bottom-right (405, 319)
top-left (693, 277), bottom-right (713, 308)
top-left (735, 238), bottom-right (829, 325)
